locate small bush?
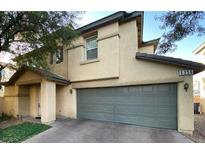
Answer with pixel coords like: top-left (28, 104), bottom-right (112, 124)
top-left (0, 113), bottom-right (12, 122)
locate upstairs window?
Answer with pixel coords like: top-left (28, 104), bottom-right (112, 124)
top-left (85, 35), bottom-right (98, 60)
top-left (51, 48), bottom-right (63, 64)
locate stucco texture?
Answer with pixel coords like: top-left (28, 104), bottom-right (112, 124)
top-left (41, 79), bottom-right (56, 123)
top-left (56, 85), bottom-right (76, 118)
top-left (0, 97), bottom-right (3, 113)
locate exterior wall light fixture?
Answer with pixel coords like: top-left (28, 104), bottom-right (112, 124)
top-left (184, 83), bottom-right (189, 92)
top-left (70, 89), bottom-right (73, 94)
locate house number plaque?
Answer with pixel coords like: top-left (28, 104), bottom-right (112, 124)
top-left (178, 69), bottom-right (194, 76)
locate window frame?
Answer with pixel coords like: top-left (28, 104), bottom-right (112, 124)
top-left (50, 48), bottom-right (64, 64)
top-left (85, 35), bottom-right (98, 61)
top-left (56, 49), bottom-right (64, 64)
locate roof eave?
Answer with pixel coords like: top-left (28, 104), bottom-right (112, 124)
top-left (192, 42), bottom-right (205, 55)
top-left (3, 66), bottom-right (70, 86)
top-left (76, 11), bottom-right (143, 34)
top-left (136, 52), bottom-right (205, 74)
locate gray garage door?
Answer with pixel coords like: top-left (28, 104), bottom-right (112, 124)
top-left (77, 84), bottom-right (177, 129)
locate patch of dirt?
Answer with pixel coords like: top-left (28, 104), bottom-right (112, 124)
top-left (0, 117), bottom-right (23, 129)
top-left (183, 114), bottom-right (205, 143)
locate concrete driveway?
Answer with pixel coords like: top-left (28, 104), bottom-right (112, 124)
top-left (24, 119), bottom-right (192, 143)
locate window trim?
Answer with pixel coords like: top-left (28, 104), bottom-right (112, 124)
top-left (85, 35), bottom-right (98, 61)
top-left (56, 49), bottom-right (64, 64)
top-left (50, 48), bottom-right (64, 65)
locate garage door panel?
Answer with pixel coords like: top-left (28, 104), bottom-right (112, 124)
top-left (115, 105), bottom-right (158, 116)
top-left (77, 84), bottom-right (177, 130)
top-left (114, 115), bottom-right (173, 129)
top-left (78, 112), bottom-right (114, 121)
top-left (78, 104), bottom-right (114, 113)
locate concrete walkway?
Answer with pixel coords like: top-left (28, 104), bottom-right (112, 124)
top-left (24, 119), bottom-right (192, 143)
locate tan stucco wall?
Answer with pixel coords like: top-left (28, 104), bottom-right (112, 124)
top-left (67, 22), bottom-right (120, 82)
top-left (16, 70), bottom-right (42, 85)
top-left (2, 70), bottom-right (43, 117)
top-left (29, 84), bottom-right (40, 117)
top-left (3, 85), bottom-right (30, 117)
top-left (138, 45), bottom-right (155, 54)
top-left (50, 50), bottom-right (69, 80)
top-left (0, 97), bottom-right (4, 113)
top-left (41, 79), bottom-right (56, 123)
top-left (18, 96), bottom-right (29, 116)
top-left (71, 20), bottom-right (185, 89)
top-left (3, 85), bottom-right (19, 116)
top-left (18, 86), bottom-right (30, 116)
top-left (177, 76), bottom-right (194, 134)
top-left (3, 97), bottom-right (19, 116)
top-left (2, 84), bottom-right (42, 117)
top-left (64, 20), bottom-right (185, 87)
top-left (56, 85), bottom-right (76, 118)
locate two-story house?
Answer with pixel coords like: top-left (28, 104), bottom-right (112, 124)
top-left (193, 42), bottom-right (205, 114)
top-left (1, 11), bottom-right (205, 135)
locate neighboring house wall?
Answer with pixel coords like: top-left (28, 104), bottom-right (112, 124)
top-left (194, 71), bottom-right (205, 113)
top-left (193, 43), bottom-right (205, 114)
